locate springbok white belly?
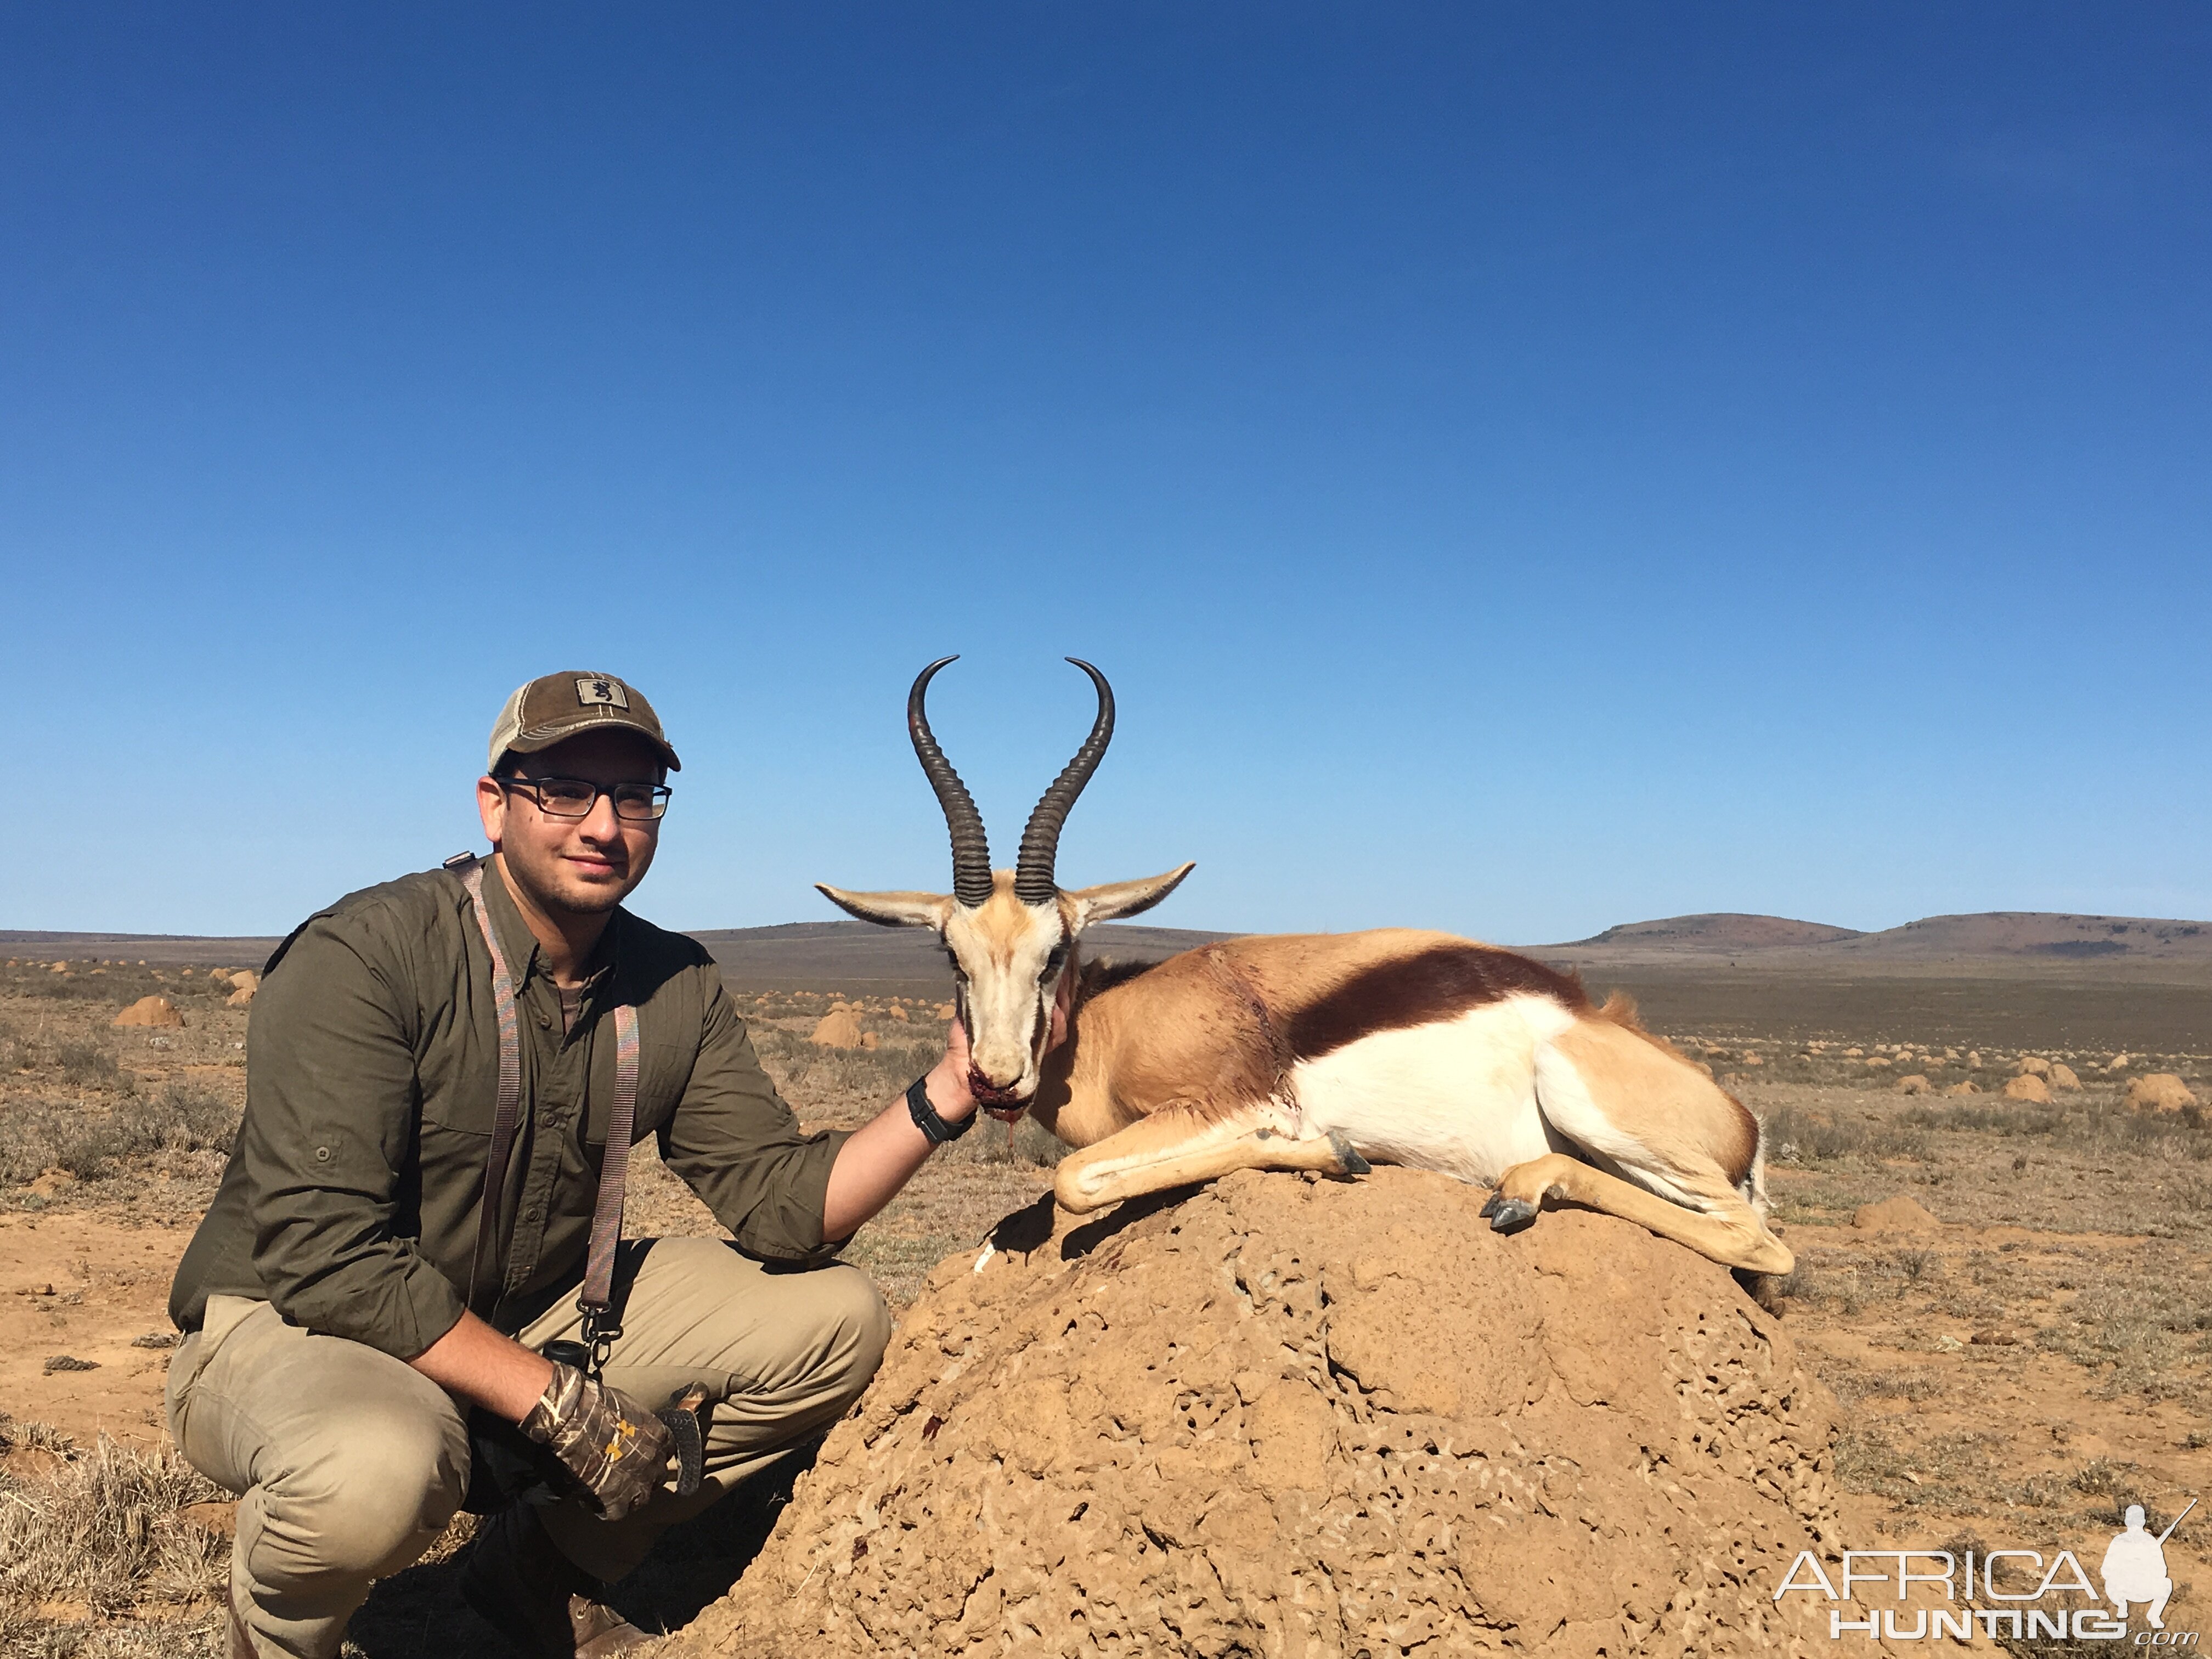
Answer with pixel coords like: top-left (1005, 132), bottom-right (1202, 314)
top-left (1291, 993), bottom-right (1575, 1185)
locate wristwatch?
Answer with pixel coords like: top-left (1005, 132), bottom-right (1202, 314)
top-left (906, 1073), bottom-right (975, 1144)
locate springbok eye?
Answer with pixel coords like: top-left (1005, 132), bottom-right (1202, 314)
top-left (1039, 949), bottom-right (1067, 983)
top-left (943, 950), bottom-right (968, 983)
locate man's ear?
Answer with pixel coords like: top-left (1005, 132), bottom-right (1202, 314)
top-left (476, 776), bottom-right (508, 845)
top-left (1065, 863), bottom-right (1196, 929)
top-left (815, 884), bottom-right (957, 929)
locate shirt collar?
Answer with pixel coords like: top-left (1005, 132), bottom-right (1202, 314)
top-left (477, 855), bottom-right (624, 997)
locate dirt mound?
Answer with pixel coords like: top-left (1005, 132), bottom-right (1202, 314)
top-left (2127, 1073), bottom-right (2199, 1114)
top-left (111, 995), bottom-right (183, 1029)
top-left (674, 1167), bottom-right (1842, 1657)
top-left (808, 1009), bottom-right (864, 1048)
top-left (1852, 1194), bottom-right (1941, 1232)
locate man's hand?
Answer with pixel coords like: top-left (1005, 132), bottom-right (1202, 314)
top-left (930, 1014), bottom-right (982, 1120)
top-left (521, 1361), bottom-right (675, 1521)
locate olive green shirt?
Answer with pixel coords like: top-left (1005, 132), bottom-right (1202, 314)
top-left (169, 857), bottom-right (851, 1359)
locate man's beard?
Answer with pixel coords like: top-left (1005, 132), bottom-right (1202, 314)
top-left (513, 854), bottom-right (633, 919)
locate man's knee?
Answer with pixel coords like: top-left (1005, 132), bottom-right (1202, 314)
top-left (258, 1401), bottom-right (467, 1582)
top-left (812, 1265), bottom-right (891, 1396)
top-left (843, 1266), bottom-right (894, 1364)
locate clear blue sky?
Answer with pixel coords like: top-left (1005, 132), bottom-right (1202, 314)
top-left (4, 5), bottom-right (2207, 942)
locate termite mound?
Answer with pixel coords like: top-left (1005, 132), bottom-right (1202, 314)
top-left (675, 1165), bottom-right (1845, 1657)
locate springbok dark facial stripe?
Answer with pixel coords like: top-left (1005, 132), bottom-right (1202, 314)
top-left (1284, 944), bottom-right (1592, 1064)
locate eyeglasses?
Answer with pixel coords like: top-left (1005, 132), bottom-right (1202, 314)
top-left (498, 776), bottom-right (672, 822)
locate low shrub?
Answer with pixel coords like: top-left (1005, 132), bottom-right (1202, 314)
top-left (751, 1025), bottom-right (947, 1117)
top-left (946, 1114), bottom-right (1066, 1169)
top-left (55, 1040), bottom-right (132, 1093)
top-left (1762, 1104), bottom-right (1929, 1164)
top-left (0, 1082), bottom-right (236, 1186)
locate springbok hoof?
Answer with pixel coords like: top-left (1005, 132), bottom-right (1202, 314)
top-left (1481, 1193), bottom-right (1538, 1232)
top-left (1325, 1131), bottom-right (1371, 1177)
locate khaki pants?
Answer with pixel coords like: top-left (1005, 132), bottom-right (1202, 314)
top-left (166, 1239), bottom-right (890, 1659)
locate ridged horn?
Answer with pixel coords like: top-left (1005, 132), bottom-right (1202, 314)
top-left (1014, 658), bottom-right (1114, 906)
top-left (908, 657), bottom-right (994, 908)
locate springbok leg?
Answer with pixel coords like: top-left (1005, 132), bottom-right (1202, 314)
top-left (1054, 1101), bottom-right (1369, 1214)
top-left (1483, 1153), bottom-right (1795, 1275)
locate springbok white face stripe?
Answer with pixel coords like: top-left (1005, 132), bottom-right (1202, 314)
top-left (941, 884), bottom-right (1070, 1098)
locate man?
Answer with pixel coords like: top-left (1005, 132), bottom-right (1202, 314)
top-left (167, 670), bottom-right (1023, 1658)
top-left (2101, 1503), bottom-right (2175, 1630)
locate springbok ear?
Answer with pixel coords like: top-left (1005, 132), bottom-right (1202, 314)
top-left (1066, 863), bottom-right (1196, 929)
top-left (815, 884), bottom-right (956, 930)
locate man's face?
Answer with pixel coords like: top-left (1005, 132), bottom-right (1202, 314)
top-left (475, 729), bottom-right (664, 918)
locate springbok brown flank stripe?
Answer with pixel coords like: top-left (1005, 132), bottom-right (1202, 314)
top-left (1284, 944), bottom-right (1591, 1064)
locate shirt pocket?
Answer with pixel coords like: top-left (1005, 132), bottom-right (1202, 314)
top-left (625, 1023), bottom-right (691, 1142)
top-left (416, 1045), bottom-right (501, 1137)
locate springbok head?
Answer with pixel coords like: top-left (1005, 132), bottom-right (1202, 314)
top-left (817, 657), bottom-right (1194, 1105)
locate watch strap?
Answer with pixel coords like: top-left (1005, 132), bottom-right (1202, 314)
top-left (906, 1073), bottom-right (974, 1143)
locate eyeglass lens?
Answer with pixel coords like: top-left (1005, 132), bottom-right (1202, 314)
top-left (522, 780), bottom-right (668, 821)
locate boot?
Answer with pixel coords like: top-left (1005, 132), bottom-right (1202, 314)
top-left (460, 1502), bottom-right (653, 1657)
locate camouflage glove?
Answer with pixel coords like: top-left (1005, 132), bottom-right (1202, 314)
top-left (519, 1362), bottom-right (674, 1522)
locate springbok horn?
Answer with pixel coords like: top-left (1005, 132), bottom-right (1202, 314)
top-left (1013, 658), bottom-right (1114, 906)
top-left (908, 657), bottom-right (994, 908)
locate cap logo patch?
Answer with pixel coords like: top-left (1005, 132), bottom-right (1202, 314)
top-left (575, 677), bottom-right (630, 710)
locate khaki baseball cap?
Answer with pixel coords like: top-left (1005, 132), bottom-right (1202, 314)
top-left (488, 671), bottom-right (682, 774)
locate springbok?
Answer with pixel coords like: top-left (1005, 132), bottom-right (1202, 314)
top-left (818, 658), bottom-right (1792, 1277)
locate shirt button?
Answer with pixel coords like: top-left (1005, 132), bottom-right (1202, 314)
top-left (314, 1146), bottom-right (331, 1163)
top-left (523, 1206), bottom-right (541, 1222)
top-left (537, 1014), bottom-right (552, 1029)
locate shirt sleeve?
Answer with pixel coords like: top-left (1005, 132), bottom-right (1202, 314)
top-left (241, 913), bottom-right (467, 1360)
top-left (660, 970), bottom-right (854, 1263)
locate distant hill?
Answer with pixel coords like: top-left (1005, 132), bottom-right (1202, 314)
top-left (12, 910), bottom-right (2212, 984)
top-left (1547, 910), bottom-right (2212, 963)
top-left (0, 920), bottom-right (1233, 988)
top-left (1539, 910), bottom-right (2212, 978)
top-left (690, 920), bottom-right (1233, 990)
top-left (1837, 912), bottom-right (2212, 961)
top-left (1567, 913), bottom-right (1865, 950)
top-left (0, 930), bottom-right (285, 968)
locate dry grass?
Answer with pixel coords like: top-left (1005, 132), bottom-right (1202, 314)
top-left (0, 1419), bottom-right (229, 1655)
